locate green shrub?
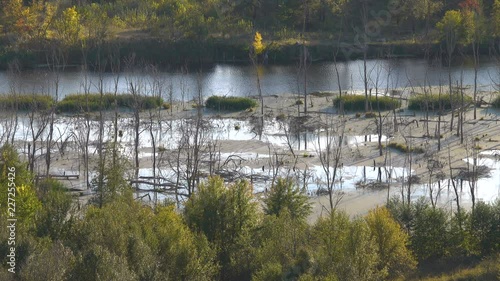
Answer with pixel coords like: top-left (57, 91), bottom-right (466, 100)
top-left (0, 94), bottom-right (55, 111)
top-left (333, 95), bottom-right (400, 111)
top-left (162, 103), bottom-right (171, 110)
top-left (493, 95), bottom-right (500, 108)
top-left (205, 96), bottom-right (257, 111)
top-left (408, 93), bottom-right (472, 111)
top-left (56, 93), bottom-right (162, 113)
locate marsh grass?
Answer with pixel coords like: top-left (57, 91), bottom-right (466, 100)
top-left (205, 96), bottom-right (257, 111)
top-left (333, 95), bottom-right (400, 111)
top-left (0, 94), bottom-right (55, 111)
top-left (408, 93), bottom-right (472, 111)
top-left (57, 93), bottom-right (162, 113)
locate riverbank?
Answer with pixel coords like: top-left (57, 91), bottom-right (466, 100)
top-left (0, 36), bottom-right (494, 70)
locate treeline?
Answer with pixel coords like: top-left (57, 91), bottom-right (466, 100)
top-left (0, 144), bottom-right (499, 281)
top-left (1, 0), bottom-right (500, 67)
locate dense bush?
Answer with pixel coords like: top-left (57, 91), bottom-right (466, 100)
top-left (333, 95), bottom-right (401, 111)
top-left (388, 198), bottom-right (500, 266)
top-left (0, 94), bottom-right (54, 111)
top-left (205, 96), bottom-right (257, 111)
top-left (1, 144), bottom-right (499, 281)
top-left (57, 93), bottom-right (162, 113)
top-left (408, 93), bottom-right (473, 111)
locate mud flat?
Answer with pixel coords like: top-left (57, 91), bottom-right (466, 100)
top-left (3, 89), bottom-right (500, 222)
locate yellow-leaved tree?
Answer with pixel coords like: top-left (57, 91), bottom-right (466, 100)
top-left (250, 31), bottom-right (265, 115)
top-left (252, 31), bottom-right (265, 55)
top-left (54, 6), bottom-right (81, 46)
top-left (365, 207), bottom-right (417, 278)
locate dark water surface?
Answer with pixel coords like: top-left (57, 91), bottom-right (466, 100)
top-left (0, 58), bottom-right (498, 99)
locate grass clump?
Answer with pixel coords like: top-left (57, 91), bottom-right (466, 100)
top-left (408, 93), bottom-right (472, 111)
top-left (387, 142), bottom-right (425, 154)
top-left (492, 94), bottom-right (500, 108)
top-left (365, 112), bottom-right (377, 118)
top-left (205, 96), bottom-right (257, 111)
top-left (333, 95), bottom-right (400, 111)
top-left (0, 94), bottom-right (55, 111)
top-left (57, 93), bottom-right (162, 113)
top-left (276, 113), bottom-right (286, 121)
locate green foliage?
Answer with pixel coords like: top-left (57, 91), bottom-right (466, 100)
top-left (333, 95), bottom-right (401, 111)
top-left (205, 95), bottom-right (257, 111)
top-left (310, 211), bottom-right (381, 280)
top-left (416, 254), bottom-right (500, 281)
top-left (57, 93), bottom-right (162, 113)
top-left (184, 176), bottom-right (258, 280)
top-left (91, 144), bottom-right (132, 207)
top-left (408, 93), bottom-right (473, 111)
top-left (388, 199), bottom-right (452, 262)
top-left (20, 241), bottom-right (75, 281)
top-left (468, 201), bottom-right (500, 256)
top-left (253, 210), bottom-right (310, 281)
top-left (436, 10), bottom-right (464, 41)
top-left (365, 207), bottom-right (417, 278)
top-left (493, 0), bottom-right (500, 39)
top-left (70, 197), bottom-right (216, 281)
top-left (264, 177), bottom-right (311, 220)
top-left (35, 179), bottom-right (73, 240)
top-left (0, 94), bottom-right (54, 111)
top-left (0, 144), bottom-right (40, 229)
top-left (413, 205), bottom-right (451, 260)
top-left (54, 6), bottom-right (81, 45)
top-left (71, 244), bottom-right (138, 281)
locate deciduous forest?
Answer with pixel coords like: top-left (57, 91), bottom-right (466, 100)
top-left (1, 0), bottom-right (500, 67)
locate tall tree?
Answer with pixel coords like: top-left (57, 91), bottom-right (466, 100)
top-left (437, 10), bottom-right (463, 132)
top-left (365, 207), bottom-right (416, 278)
top-left (263, 177), bottom-right (311, 221)
top-left (184, 177), bottom-right (259, 280)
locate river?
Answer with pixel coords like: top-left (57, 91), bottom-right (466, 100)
top-left (0, 58), bottom-right (498, 99)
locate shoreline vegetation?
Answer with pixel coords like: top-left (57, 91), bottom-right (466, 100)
top-left (0, 39), bottom-right (496, 70)
top-left (0, 91), bottom-right (499, 113)
top-left (1, 0), bottom-right (500, 70)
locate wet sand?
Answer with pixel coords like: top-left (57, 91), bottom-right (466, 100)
top-left (4, 88), bottom-right (500, 222)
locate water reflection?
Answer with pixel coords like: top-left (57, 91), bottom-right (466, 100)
top-left (0, 58), bottom-right (498, 98)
